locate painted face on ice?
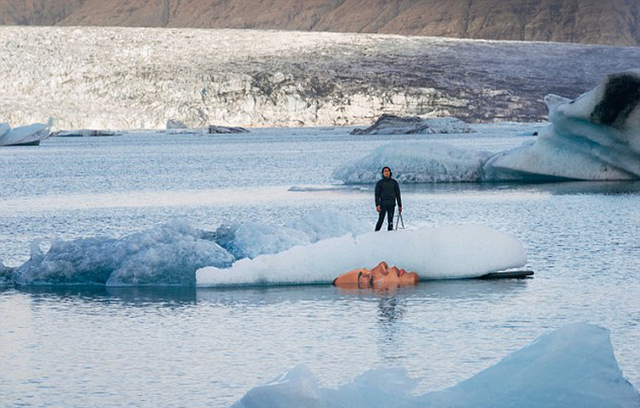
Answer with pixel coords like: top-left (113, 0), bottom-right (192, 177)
top-left (332, 261), bottom-right (419, 289)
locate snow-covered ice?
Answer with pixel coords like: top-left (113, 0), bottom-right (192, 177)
top-left (232, 323), bottom-right (640, 408)
top-left (335, 70), bottom-right (640, 183)
top-left (197, 225), bottom-right (526, 287)
top-left (0, 122), bottom-right (50, 146)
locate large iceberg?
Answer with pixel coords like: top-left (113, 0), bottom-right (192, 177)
top-left (232, 323), bottom-right (640, 408)
top-left (334, 70), bottom-right (640, 183)
top-left (197, 225), bottom-right (526, 287)
top-left (485, 70), bottom-right (640, 181)
top-left (0, 122), bottom-right (50, 146)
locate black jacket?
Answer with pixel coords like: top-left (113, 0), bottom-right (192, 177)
top-left (375, 177), bottom-right (402, 207)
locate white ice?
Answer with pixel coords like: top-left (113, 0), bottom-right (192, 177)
top-left (208, 210), bottom-right (369, 259)
top-left (332, 142), bottom-right (492, 183)
top-left (232, 323), bottom-right (640, 408)
top-left (334, 70), bottom-right (640, 183)
top-left (196, 225), bottom-right (526, 287)
top-left (486, 70), bottom-right (640, 180)
top-left (0, 122), bottom-right (50, 146)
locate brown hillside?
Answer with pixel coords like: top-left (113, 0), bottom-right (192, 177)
top-left (0, 0), bottom-right (638, 46)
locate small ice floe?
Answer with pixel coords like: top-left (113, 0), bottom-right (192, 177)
top-left (350, 114), bottom-right (475, 135)
top-left (208, 125), bottom-right (250, 134)
top-left (232, 323), bottom-right (640, 408)
top-left (166, 119), bottom-right (188, 129)
top-left (50, 129), bottom-right (119, 137)
top-left (0, 122), bottom-right (50, 146)
top-left (336, 70), bottom-right (640, 183)
top-left (287, 185), bottom-right (367, 192)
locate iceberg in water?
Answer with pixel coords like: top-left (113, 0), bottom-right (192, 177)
top-left (6, 211), bottom-right (369, 286)
top-left (196, 225), bottom-right (526, 287)
top-left (333, 141), bottom-right (492, 183)
top-left (15, 221), bottom-right (235, 286)
top-left (350, 114), bottom-right (475, 135)
top-left (232, 324), bottom-right (640, 408)
top-left (0, 122), bottom-right (51, 146)
top-left (334, 70), bottom-right (640, 183)
top-left (485, 70), bottom-right (640, 181)
top-left (205, 210), bottom-right (369, 260)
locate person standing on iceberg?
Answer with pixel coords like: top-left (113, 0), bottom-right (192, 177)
top-left (375, 166), bottom-right (402, 231)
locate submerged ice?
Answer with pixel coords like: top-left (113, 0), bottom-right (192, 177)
top-left (334, 70), bottom-right (640, 183)
top-left (232, 323), bottom-right (640, 408)
top-left (197, 225), bottom-right (526, 287)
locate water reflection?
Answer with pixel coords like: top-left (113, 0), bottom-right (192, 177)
top-left (2, 285), bottom-right (197, 306)
top-left (376, 295), bottom-right (407, 363)
top-left (2, 277), bottom-right (531, 308)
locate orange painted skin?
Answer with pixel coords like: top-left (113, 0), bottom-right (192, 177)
top-left (333, 262), bottom-right (420, 289)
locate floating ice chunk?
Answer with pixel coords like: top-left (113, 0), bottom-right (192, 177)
top-left (351, 114), bottom-right (475, 135)
top-left (12, 211), bottom-right (369, 286)
top-left (232, 223), bottom-right (311, 259)
top-left (332, 142), bottom-right (492, 184)
top-left (335, 70), bottom-right (640, 183)
top-left (209, 210), bottom-right (368, 259)
top-left (15, 221), bottom-right (234, 286)
top-left (196, 225), bottom-right (526, 287)
top-left (0, 122), bottom-right (50, 146)
top-left (231, 365), bottom-right (322, 408)
top-left (417, 323), bottom-right (640, 408)
top-left (486, 70), bottom-right (640, 181)
top-left (284, 210), bottom-right (369, 243)
top-left (232, 324), bottom-right (640, 408)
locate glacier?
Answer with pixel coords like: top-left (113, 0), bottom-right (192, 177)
top-left (334, 70), bottom-right (640, 183)
top-left (196, 225), bottom-right (526, 287)
top-left (231, 324), bottom-right (640, 408)
top-left (2, 27), bottom-right (640, 129)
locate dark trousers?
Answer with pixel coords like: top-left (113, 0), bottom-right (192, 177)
top-left (375, 203), bottom-right (395, 231)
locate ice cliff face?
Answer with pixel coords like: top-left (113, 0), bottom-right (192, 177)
top-left (1, 27), bottom-right (639, 130)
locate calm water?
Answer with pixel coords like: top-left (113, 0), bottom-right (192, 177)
top-left (1, 126), bottom-right (639, 407)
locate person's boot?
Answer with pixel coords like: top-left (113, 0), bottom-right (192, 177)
top-left (388, 223), bottom-right (393, 231)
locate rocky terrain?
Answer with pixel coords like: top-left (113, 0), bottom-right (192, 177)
top-left (1, 26), bottom-right (639, 129)
top-left (0, 0), bottom-right (638, 46)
